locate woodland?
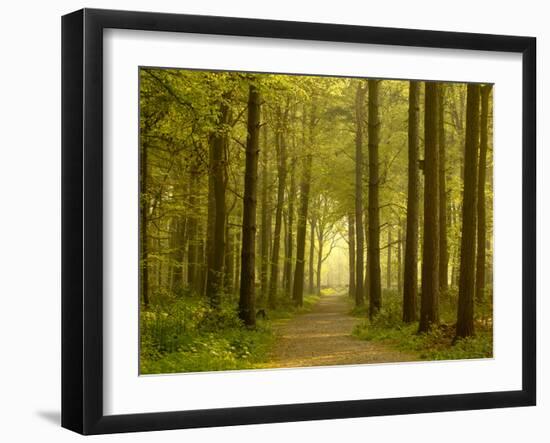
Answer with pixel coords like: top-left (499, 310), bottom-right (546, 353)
top-left (139, 68), bottom-right (493, 374)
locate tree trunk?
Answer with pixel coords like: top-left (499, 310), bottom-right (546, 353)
top-left (140, 141), bottom-right (149, 307)
top-left (348, 213), bottom-right (356, 299)
top-left (456, 83), bottom-right (480, 339)
top-left (186, 169), bottom-right (199, 292)
top-left (316, 229), bottom-right (323, 295)
top-left (284, 158), bottom-right (296, 297)
top-left (386, 226), bottom-right (392, 290)
top-left (205, 101), bottom-right (229, 307)
top-left (403, 81), bottom-right (420, 322)
top-left (397, 223), bottom-right (402, 296)
top-left (419, 82), bottom-right (440, 333)
top-left (293, 104), bottom-right (314, 307)
top-left (354, 82), bottom-right (366, 307)
top-left (260, 125), bottom-right (270, 301)
top-left (238, 84), bottom-right (261, 327)
top-left (268, 111), bottom-right (287, 308)
top-left (475, 85), bottom-right (492, 303)
top-left (438, 84), bottom-right (449, 294)
top-left (308, 216), bottom-right (316, 294)
top-left (368, 79), bottom-right (382, 317)
top-left (224, 215), bottom-right (234, 295)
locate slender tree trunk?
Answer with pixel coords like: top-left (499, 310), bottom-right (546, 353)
top-left (224, 215), bottom-right (234, 295)
top-left (293, 154), bottom-right (312, 306)
top-left (308, 216), bottom-right (316, 294)
top-left (205, 101), bottom-right (229, 307)
top-left (348, 213), bottom-right (356, 299)
top-left (284, 158), bottom-right (296, 297)
top-left (239, 84), bottom-right (261, 327)
top-left (397, 223), bottom-right (402, 296)
top-left (368, 79), bottom-right (382, 317)
top-left (419, 82), bottom-right (440, 333)
top-left (316, 230), bottom-right (323, 295)
top-left (140, 141), bottom-right (149, 307)
top-left (456, 83), bottom-right (480, 339)
top-left (475, 85), bottom-right (492, 303)
top-left (386, 227), bottom-right (392, 290)
top-left (403, 83), bottom-right (420, 322)
top-left (354, 82), bottom-right (366, 307)
top-left (438, 84), bottom-right (449, 294)
top-left (260, 125), bottom-right (270, 300)
top-left (268, 112), bottom-right (287, 308)
top-left (186, 170), bottom-right (199, 292)
top-left (293, 104), bottom-right (314, 307)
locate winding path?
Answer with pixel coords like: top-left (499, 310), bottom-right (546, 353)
top-left (262, 291), bottom-right (418, 369)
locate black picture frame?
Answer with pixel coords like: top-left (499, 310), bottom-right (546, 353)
top-left (61, 8), bottom-right (536, 435)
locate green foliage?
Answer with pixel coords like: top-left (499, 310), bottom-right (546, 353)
top-left (140, 292), bottom-right (321, 374)
top-left (352, 290), bottom-right (493, 361)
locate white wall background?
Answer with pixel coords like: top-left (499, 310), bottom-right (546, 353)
top-left (0, 0), bottom-right (546, 441)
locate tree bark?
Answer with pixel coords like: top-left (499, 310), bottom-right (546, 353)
top-left (268, 109), bottom-right (288, 308)
top-left (293, 104), bottom-right (314, 307)
top-left (354, 82), bottom-right (366, 307)
top-left (186, 168), bottom-right (199, 292)
top-left (284, 157), bottom-right (296, 297)
top-left (260, 125), bottom-right (270, 301)
top-left (316, 227), bottom-right (323, 295)
top-left (475, 85), bottom-right (492, 303)
top-left (140, 140), bottom-right (149, 307)
top-left (397, 223), bottom-right (402, 296)
top-left (238, 84), bottom-right (261, 327)
top-left (403, 81), bottom-right (420, 322)
top-left (205, 100), bottom-right (229, 307)
top-left (386, 227), bottom-right (392, 290)
top-left (438, 84), bottom-right (449, 294)
top-left (456, 83), bottom-right (480, 339)
top-left (348, 213), bottom-right (356, 299)
top-left (308, 216), bottom-right (316, 294)
top-left (419, 82), bottom-right (440, 333)
top-left (368, 79), bottom-right (382, 317)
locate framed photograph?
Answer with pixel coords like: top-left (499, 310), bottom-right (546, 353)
top-left (62, 8), bottom-right (536, 435)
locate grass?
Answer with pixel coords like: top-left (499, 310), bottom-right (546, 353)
top-left (140, 289), bottom-right (322, 374)
top-left (352, 289), bottom-right (493, 361)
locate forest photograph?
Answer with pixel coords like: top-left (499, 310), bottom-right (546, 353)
top-left (139, 67), bottom-right (493, 375)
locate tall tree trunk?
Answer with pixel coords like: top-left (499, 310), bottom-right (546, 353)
top-left (284, 158), bottom-right (296, 297)
top-left (268, 112), bottom-right (287, 308)
top-left (386, 227), bottom-right (392, 290)
top-left (419, 82), bottom-right (440, 333)
top-left (403, 83), bottom-right (420, 322)
top-left (354, 82), bottom-right (366, 307)
top-left (238, 84), bottom-right (261, 327)
top-left (205, 101), bottom-right (229, 307)
top-left (368, 79), bottom-right (382, 317)
top-left (456, 83), bottom-right (480, 339)
top-left (348, 213), bottom-right (356, 299)
top-left (293, 154), bottom-right (312, 307)
top-left (316, 229), bottom-right (323, 295)
top-left (140, 141), bottom-right (149, 307)
top-left (308, 216), bottom-right (316, 294)
top-left (260, 125), bottom-right (270, 301)
top-left (224, 215), bottom-right (234, 295)
top-left (186, 169), bottom-right (199, 292)
top-left (438, 84), bottom-right (449, 294)
top-left (293, 104), bottom-right (314, 307)
top-left (397, 222), bottom-right (402, 296)
top-left (475, 85), bottom-right (492, 303)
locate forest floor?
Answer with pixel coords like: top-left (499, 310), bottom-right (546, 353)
top-left (259, 291), bottom-right (419, 369)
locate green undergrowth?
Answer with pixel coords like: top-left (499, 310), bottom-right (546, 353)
top-left (140, 290), bottom-right (321, 374)
top-left (352, 289), bottom-right (493, 361)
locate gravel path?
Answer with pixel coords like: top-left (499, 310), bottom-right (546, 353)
top-left (262, 291), bottom-right (418, 369)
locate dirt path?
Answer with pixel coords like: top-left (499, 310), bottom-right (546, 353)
top-left (262, 292), bottom-right (418, 369)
